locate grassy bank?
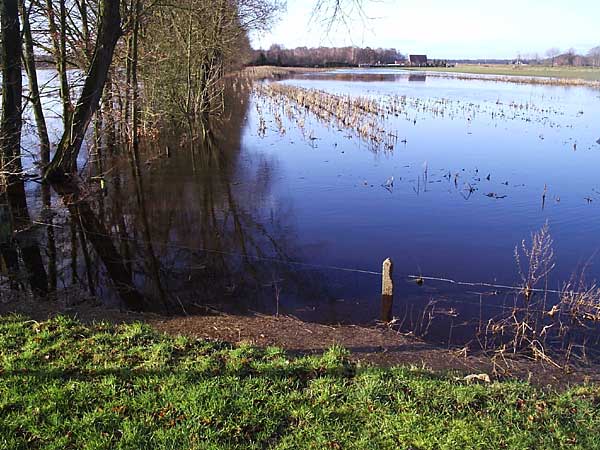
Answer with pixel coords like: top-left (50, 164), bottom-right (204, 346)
top-left (405, 64), bottom-right (600, 81)
top-left (1, 316), bottom-right (599, 449)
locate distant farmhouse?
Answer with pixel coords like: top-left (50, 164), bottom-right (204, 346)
top-left (408, 55), bottom-right (428, 67)
top-left (356, 54), bottom-right (450, 68)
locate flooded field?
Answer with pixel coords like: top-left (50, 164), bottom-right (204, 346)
top-left (4, 69), bottom-right (600, 351)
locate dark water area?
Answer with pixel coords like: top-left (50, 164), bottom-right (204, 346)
top-left (4, 69), bottom-right (600, 349)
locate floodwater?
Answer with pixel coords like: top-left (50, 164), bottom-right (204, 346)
top-left (4, 69), bottom-right (600, 345)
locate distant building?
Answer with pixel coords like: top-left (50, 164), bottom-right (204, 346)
top-left (408, 55), bottom-right (428, 67)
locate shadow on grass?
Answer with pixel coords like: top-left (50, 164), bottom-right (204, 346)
top-left (0, 358), bottom-right (453, 386)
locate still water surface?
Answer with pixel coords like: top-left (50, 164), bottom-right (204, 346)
top-left (7, 69), bottom-right (600, 341)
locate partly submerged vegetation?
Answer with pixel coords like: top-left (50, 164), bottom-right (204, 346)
top-left (258, 82), bottom-right (398, 150)
top-left (1, 315), bottom-right (600, 449)
top-left (252, 80), bottom-right (600, 367)
top-left (256, 78), bottom-right (568, 151)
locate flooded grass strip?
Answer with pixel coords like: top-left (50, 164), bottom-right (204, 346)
top-left (1, 315), bottom-right (600, 449)
top-left (404, 67), bottom-right (600, 88)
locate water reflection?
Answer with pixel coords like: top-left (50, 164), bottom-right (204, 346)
top-left (1, 84), bottom-right (332, 318)
top-left (0, 180), bottom-right (48, 298)
top-left (297, 72), bottom-right (413, 83)
top-left (3, 69), bottom-right (600, 355)
top-left (408, 74), bottom-right (427, 82)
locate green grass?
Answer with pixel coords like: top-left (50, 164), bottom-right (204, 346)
top-left (405, 64), bottom-right (600, 81)
top-left (1, 316), bottom-right (599, 449)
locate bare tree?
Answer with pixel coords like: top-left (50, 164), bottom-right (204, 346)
top-left (44, 0), bottom-right (122, 181)
top-left (545, 47), bottom-right (560, 66)
top-left (43, 0), bottom-right (73, 128)
top-left (19, 0), bottom-right (52, 165)
top-left (588, 46), bottom-right (600, 67)
top-left (311, 0), bottom-right (370, 31)
top-left (1, 0), bottom-right (28, 218)
top-left (565, 47), bottom-right (577, 66)
top-left (139, 0), bottom-right (281, 137)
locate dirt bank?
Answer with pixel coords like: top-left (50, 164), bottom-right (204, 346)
top-left (1, 295), bottom-right (598, 387)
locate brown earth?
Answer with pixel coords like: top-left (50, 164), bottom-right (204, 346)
top-left (1, 295), bottom-right (599, 388)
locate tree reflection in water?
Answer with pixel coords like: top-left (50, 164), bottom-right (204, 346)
top-left (1, 84), bottom-right (326, 317)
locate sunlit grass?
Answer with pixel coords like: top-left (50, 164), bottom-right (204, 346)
top-left (1, 315), bottom-right (599, 449)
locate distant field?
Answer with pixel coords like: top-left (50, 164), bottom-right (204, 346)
top-left (406, 64), bottom-right (600, 81)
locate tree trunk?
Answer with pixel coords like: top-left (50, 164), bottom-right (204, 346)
top-left (44, 0), bottom-right (72, 129)
top-left (44, 0), bottom-right (122, 181)
top-left (1, 0), bottom-right (28, 220)
top-left (78, 0), bottom-right (92, 61)
top-left (130, 0), bottom-right (141, 172)
top-left (19, 0), bottom-right (52, 165)
top-left (102, 71), bottom-right (117, 154)
top-left (2, 2), bottom-right (50, 297)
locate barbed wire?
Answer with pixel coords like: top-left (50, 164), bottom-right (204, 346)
top-left (30, 219), bottom-right (383, 275)
top-left (19, 217), bottom-right (590, 299)
top-left (404, 275), bottom-right (568, 296)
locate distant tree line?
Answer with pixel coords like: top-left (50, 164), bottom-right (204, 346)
top-left (252, 44), bottom-right (405, 67)
top-left (518, 47), bottom-right (600, 67)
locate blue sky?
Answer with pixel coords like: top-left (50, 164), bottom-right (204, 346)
top-left (252, 0), bottom-right (600, 59)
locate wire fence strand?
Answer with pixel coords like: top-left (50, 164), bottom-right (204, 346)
top-left (20, 218), bottom-right (587, 298)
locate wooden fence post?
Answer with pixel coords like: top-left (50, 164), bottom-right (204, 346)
top-left (381, 258), bottom-right (394, 322)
